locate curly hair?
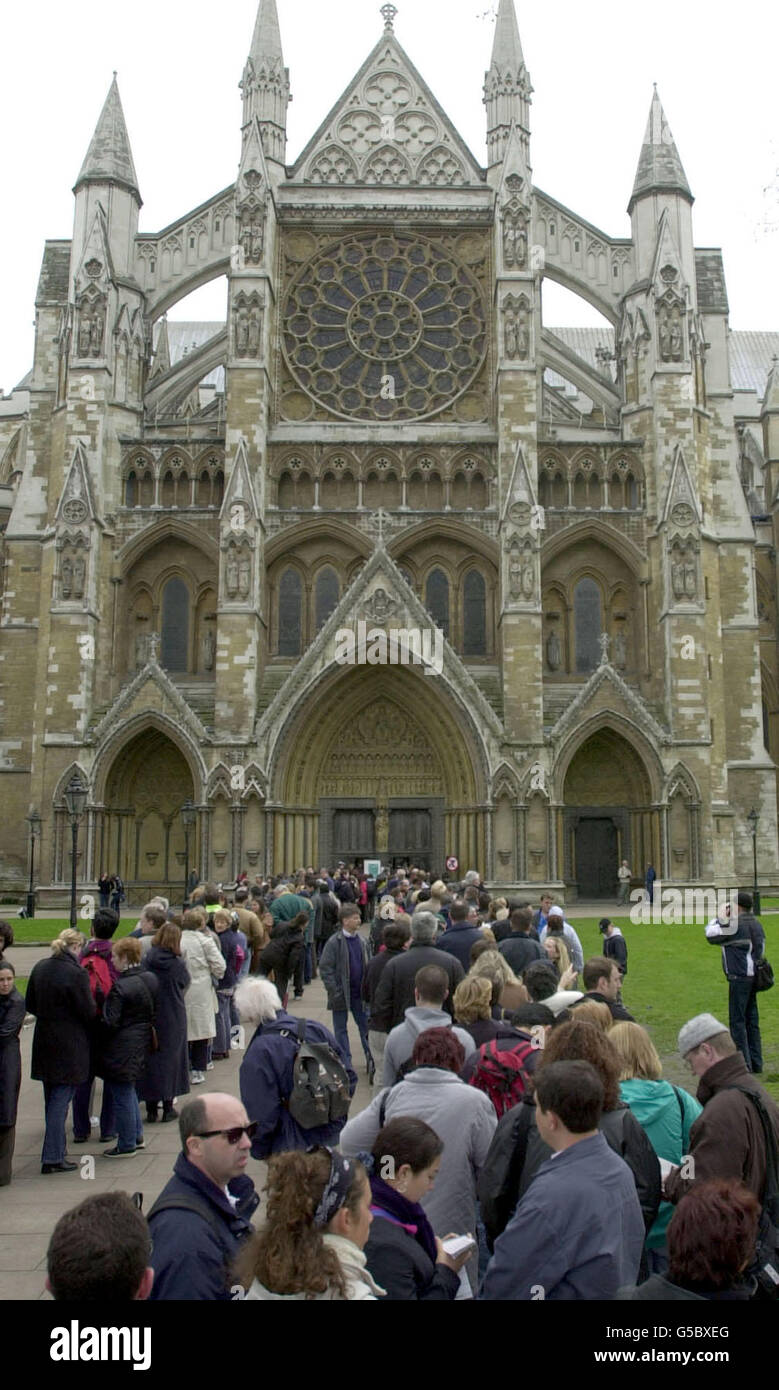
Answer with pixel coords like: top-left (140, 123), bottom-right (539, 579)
top-left (538, 1018), bottom-right (621, 1110)
top-left (468, 949), bottom-right (519, 988)
top-left (233, 1149), bottom-right (367, 1299)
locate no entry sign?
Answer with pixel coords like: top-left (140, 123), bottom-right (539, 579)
top-left (446, 856), bottom-right (459, 872)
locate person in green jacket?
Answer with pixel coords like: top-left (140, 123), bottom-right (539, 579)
top-left (610, 1021), bottom-right (702, 1272)
top-left (270, 886), bottom-right (314, 999)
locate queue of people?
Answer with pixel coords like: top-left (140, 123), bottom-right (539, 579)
top-left (9, 869), bottom-right (778, 1306)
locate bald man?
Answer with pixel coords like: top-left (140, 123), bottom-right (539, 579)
top-left (148, 1093), bottom-right (259, 1300)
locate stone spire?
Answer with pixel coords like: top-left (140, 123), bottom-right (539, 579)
top-left (628, 87), bottom-right (692, 214)
top-left (484, 0), bottom-right (532, 169)
top-left (241, 0), bottom-right (291, 167)
top-left (149, 316), bottom-right (171, 380)
top-left (74, 75), bottom-right (141, 203)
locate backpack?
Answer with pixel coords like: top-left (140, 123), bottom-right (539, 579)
top-left (81, 951), bottom-right (113, 1013)
top-left (275, 1019), bottom-right (352, 1130)
top-left (468, 1039), bottom-right (535, 1118)
top-left (728, 1085), bottom-right (779, 1300)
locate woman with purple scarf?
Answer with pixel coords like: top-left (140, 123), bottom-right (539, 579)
top-left (362, 1117), bottom-right (471, 1300)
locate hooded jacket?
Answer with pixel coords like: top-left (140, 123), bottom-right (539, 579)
top-left (619, 1077), bottom-right (702, 1249)
top-left (616, 1273), bottom-right (755, 1302)
top-left (382, 1005), bottom-right (475, 1086)
top-left (664, 1052), bottom-right (779, 1204)
top-left (602, 927), bottom-right (628, 975)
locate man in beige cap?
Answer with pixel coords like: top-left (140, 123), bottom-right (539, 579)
top-left (664, 1013), bottom-right (779, 1206)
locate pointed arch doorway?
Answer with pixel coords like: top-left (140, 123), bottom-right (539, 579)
top-left (561, 727), bottom-right (657, 899)
top-left (101, 728), bottom-right (196, 897)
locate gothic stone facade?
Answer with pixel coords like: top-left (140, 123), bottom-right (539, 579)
top-left (0, 0), bottom-right (777, 903)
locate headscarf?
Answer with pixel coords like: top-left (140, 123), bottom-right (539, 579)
top-left (310, 1147), bottom-right (357, 1229)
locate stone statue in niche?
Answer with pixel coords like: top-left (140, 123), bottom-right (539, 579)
top-left (546, 630), bottom-right (561, 671)
top-left (89, 302), bottom-right (105, 357)
top-left (684, 551), bottom-right (697, 599)
top-left (247, 304), bottom-right (261, 356)
top-left (508, 545), bottom-right (523, 601)
top-left (503, 214), bottom-right (528, 270)
top-left (235, 303), bottom-right (249, 356)
top-left (202, 628), bottom-right (216, 671)
top-left (238, 556), bottom-right (251, 600)
top-left (77, 309), bottom-right (92, 358)
top-left (374, 803), bottom-right (389, 853)
top-left (226, 553), bottom-right (240, 599)
top-left (504, 298), bottom-right (529, 361)
top-left (670, 316), bottom-right (683, 360)
top-left (658, 310), bottom-right (671, 361)
top-left (240, 203), bottom-right (265, 265)
top-left (135, 631), bottom-right (148, 668)
top-left (72, 553), bottom-right (86, 599)
top-left (61, 554), bottom-right (73, 600)
top-left (520, 546), bottom-right (535, 600)
top-left (612, 627), bottom-right (627, 670)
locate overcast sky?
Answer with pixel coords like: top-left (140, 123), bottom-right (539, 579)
top-left (1, 0), bottom-right (777, 394)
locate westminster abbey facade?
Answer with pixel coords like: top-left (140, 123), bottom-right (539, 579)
top-left (1, 0), bottom-right (778, 904)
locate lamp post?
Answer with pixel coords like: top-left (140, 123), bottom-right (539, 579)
top-left (64, 777), bottom-right (88, 929)
top-left (746, 807), bottom-right (760, 916)
top-left (181, 799), bottom-right (197, 910)
top-left (25, 809), bottom-right (42, 919)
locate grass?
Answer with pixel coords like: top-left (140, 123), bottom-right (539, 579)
top-left (9, 917), bottom-right (136, 944)
top-left (571, 917), bottom-right (779, 1102)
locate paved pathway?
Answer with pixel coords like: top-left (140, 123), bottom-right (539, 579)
top-left (0, 954), bottom-right (374, 1301)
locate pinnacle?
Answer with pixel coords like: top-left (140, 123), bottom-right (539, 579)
top-left (75, 76), bottom-right (140, 200)
top-left (629, 87), bottom-right (692, 211)
top-left (489, 0), bottom-right (525, 74)
top-left (248, 0), bottom-right (284, 65)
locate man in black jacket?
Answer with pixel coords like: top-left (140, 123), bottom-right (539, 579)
top-left (705, 891), bottom-right (766, 1073)
top-left (571, 957), bottom-right (635, 1023)
top-left (499, 907), bottom-right (544, 975)
top-left (371, 911), bottom-right (464, 1032)
top-left (435, 900), bottom-right (483, 971)
top-left (599, 918), bottom-right (628, 977)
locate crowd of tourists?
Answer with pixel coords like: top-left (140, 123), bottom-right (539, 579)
top-left (3, 864), bottom-right (777, 1303)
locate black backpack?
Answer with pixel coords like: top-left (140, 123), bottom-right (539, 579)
top-left (728, 1086), bottom-right (779, 1299)
top-left (272, 1018), bottom-right (352, 1130)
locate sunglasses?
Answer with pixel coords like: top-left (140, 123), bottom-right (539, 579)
top-left (195, 1122), bottom-right (258, 1144)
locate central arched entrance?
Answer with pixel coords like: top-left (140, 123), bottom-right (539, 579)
top-left (561, 726), bottom-right (655, 898)
top-left (101, 728), bottom-right (196, 896)
top-left (270, 667), bottom-right (486, 874)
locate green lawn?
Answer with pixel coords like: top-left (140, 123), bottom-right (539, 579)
top-left (9, 917), bottom-right (136, 944)
top-left (572, 917), bottom-right (779, 1102)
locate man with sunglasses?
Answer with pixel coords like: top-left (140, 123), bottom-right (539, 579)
top-left (148, 1093), bottom-right (259, 1300)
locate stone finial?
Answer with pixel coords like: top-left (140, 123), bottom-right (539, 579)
top-left (381, 4), bottom-right (398, 32)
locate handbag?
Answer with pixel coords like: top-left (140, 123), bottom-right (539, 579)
top-left (755, 958), bottom-right (775, 993)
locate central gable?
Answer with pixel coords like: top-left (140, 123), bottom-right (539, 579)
top-left (291, 35), bottom-right (485, 189)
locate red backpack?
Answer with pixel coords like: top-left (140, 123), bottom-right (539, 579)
top-left (468, 1039), bottom-right (535, 1118)
top-left (81, 952), bottom-right (113, 1013)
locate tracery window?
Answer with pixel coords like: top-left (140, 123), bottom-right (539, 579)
top-left (426, 568), bottom-right (450, 640)
top-left (161, 578), bottom-right (189, 672)
top-left (279, 568), bottom-right (302, 656)
top-left (463, 570), bottom-right (487, 656)
top-left (315, 567), bottom-right (340, 632)
top-left (282, 232), bottom-right (486, 421)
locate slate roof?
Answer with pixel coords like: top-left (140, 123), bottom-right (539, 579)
top-left (35, 241), bottom-right (71, 306)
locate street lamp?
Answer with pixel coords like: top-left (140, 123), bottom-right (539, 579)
top-left (64, 777), bottom-right (88, 929)
top-left (25, 809), bottom-right (42, 919)
top-left (746, 807), bottom-right (760, 916)
top-left (181, 799), bottom-right (197, 909)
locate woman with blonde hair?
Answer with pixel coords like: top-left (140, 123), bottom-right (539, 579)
top-left (236, 1146), bottom-right (381, 1300)
top-left (610, 1021), bottom-right (702, 1272)
top-left (468, 949), bottom-right (528, 1015)
top-left (26, 930), bottom-right (95, 1173)
top-left (543, 933), bottom-right (573, 981)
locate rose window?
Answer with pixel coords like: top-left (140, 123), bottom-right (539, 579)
top-left (282, 232), bottom-right (487, 420)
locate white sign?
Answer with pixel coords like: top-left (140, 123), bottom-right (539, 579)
top-left (446, 856), bottom-right (459, 872)
top-left (364, 859), bottom-right (381, 878)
